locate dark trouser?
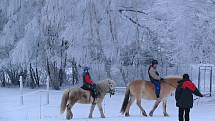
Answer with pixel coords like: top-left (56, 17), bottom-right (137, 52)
top-left (179, 108), bottom-right (190, 121)
top-left (91, 84), bottom-right (98, 98)
top-left (82, 83), bottom-right (98, 98)
top-left (151, 80), bottom-right (160, 98)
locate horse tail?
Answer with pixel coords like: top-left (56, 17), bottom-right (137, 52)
top-left (60, 89), bottom-right (70, 114)
top-left (120, 87), bottom-right (130, 114)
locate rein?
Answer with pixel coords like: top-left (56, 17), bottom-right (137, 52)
top-left (108, 80), bottom-right (115, 98)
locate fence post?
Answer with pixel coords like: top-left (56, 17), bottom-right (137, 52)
top-left (19, 76), bottom-right (23, 105)
top-left (210, 67), bottom-right (212, 97)
top-left (40, 92), bottom-right (42, 119)
top-left (198, 67), bottom-right (201, 91)
top-left (46, 76), bottom-right (50, 104)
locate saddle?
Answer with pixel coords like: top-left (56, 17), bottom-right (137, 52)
top-left (81, 85), bottom-right (98, 98)
top-left (81, 86), bottom-right (99, 104)
top-left (81, 86), bottom-right (91, 92)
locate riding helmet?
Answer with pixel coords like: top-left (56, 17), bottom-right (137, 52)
top-left (151, 59), bottom-right (158, 65)
top-left (83, 66), bottom-right (90, 72)
top-left (183, 74), bottom-right (190, 80)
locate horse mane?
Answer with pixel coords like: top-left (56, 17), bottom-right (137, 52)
top-left (163, 75), bottom-right (182, 85)
top-left (164, 75), bottom-right (182, 80)
top-left (97, 79), bottom-right (116, 86)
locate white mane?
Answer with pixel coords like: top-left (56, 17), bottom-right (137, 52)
top-left (97, 79), bottom-right (116, 86)
top-left (164, 75), bottom-right (182, 79)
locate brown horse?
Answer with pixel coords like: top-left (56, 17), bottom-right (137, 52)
top-left (60, 79), bottom-right (116, 120)
top-left (120, 76), bottom-right (182, 117)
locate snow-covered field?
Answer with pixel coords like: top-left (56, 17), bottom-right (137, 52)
top-left (0, 87), bottom-right (215, 121)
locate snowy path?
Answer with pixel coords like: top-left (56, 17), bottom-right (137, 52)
top-left (0, 88), bottom-right (215, 121)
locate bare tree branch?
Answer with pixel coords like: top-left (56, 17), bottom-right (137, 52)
top-left (118, 9), bottom-right (152, 33)
top-left (118, 8), bottom-right (148, 15)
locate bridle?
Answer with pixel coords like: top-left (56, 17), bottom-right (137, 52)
top-left (108, 80), bottom-right (115, 97)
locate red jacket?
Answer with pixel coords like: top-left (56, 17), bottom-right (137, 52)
top-left (181, 80), bottom-right (197, 92)
top-left (175, 79), bottom-right (202, 108)
top-left (84, 72), bottom-right (94, 85)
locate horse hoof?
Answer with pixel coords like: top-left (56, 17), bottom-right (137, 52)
top-left (164, 113), bottom-right (169, 117)
top-left (125, 113), bottom-right (130, 117)
top-left (88, 116), bottom-right (93, 119)
top-left (66, 113), bottom-right (73, 120)
top-left (66, 115), bottom-right (72, 120)
top-left (101, 115), bottom-right (106, 118)
top-left (142, 112), bottom-right (147, 117)
top-left (149, 112), bottom-right (153, 117)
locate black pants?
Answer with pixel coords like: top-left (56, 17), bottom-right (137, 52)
top-left (82, 84), bottom-right (98, 98)
top-left (179, 108), bottom-right (190, 121)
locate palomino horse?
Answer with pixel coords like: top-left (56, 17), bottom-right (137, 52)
top-left (60, 79), bottom-right (116, 120)
top-left (120, 76), bottom-right (182, 117)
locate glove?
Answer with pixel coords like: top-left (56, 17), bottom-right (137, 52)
top-left (160, 78), bottom-right (164, 81)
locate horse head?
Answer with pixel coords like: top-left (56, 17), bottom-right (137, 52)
top-left (107, 79), bottom-right (116, 96)
top-left (96, 79), bottom-right (116, 97)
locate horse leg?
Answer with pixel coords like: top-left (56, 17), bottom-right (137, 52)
top-left (125, 96), bottom-right (135, 117)
top-left (97, 102), bottom-right (105, 118)
top-left (66, 99), bottom-right (76, 120)
top-left (66, 103), bottom-right (74, 119)
top-left (66, 104), bottom-right (72, 120)
top-left (163, 99), bottom-right (169, 116)
top-left (136, 98), bottom-right (147, 117)
top-left (149, 100), bottom-right (161, 117)
top-left (88, 103), bottom-right (96, 118)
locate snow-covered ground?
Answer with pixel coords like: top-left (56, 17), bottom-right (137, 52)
top-left (0, 87), bottom-right (215, 121)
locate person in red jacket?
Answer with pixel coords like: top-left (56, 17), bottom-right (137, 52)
top-left (175, 74), bottom-right (203, 121)
top-left (81, 67), bottom-right (98, 101)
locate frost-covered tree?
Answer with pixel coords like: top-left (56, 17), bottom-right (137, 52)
top-left (1, 0), bottom-right (215, 87)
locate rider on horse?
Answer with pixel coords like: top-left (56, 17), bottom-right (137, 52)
top-left (82, 67), bottom-right (98, 102)
top-left (148, 60), bottom-right (163, 99)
